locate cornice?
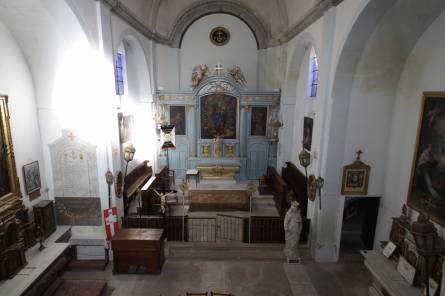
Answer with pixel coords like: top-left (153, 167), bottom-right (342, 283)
top-left (99, 0), bottom-right (343, 48)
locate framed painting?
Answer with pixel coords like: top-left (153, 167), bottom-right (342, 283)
top-left (303, 117), bottom-right (314, 151)
top-left (250, 106), bottom-right (267, 136)
top-left (23, 161), bottom-right (41, 195)
top-left (341, 151), bottom-right (370, 195)
top-left (407, 92), bottom-right (445, 227)
top-left (170, 106), bottom-right (186, 135)
top-left (118, 112), bottom-right (133, 143)
top-left (200, 94), bottom-right (237, 139)
top-left (0, 95), bottom-right (21, 203)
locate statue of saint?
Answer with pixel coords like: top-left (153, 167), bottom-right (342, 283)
top-left (284, 200), bottom-right (303, 263)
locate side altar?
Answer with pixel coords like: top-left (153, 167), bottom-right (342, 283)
top-left (155, 64), bottom-right (280, 181)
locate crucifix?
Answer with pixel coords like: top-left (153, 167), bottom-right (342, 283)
top-left (67, 132), bottom-right (76, 141)
top-left (355, 149), bottom-right (363, 161)
top-left (215, 63), bottom-right (224, 76)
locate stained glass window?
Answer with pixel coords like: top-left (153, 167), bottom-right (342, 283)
top-left (307, 56), bottom-right (319, 97)
top-left (115, 53), bottom-right (125, 95)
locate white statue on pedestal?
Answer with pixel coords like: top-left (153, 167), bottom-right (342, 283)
top-left (284, 200), bottom-right (303, 263)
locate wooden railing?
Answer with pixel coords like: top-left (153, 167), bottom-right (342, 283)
top-left (243, 216), bottom-right (285, 243)
top-left (121, 215), bottom-right (186, 241)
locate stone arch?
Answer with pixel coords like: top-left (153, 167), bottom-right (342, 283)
top-left (169, 0), bottom-right (269, 49)
top-left (316, 0), bottom-right (445, 261)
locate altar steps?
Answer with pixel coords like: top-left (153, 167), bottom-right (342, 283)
top-left (166, 242), bottom-right (311, 261)
top-left (166, 242), bottom-right (285, 260)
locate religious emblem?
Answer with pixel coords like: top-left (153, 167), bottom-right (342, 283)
top-left (210, 27), bottom-right (230, 46)
top-left (228, 65), bottom-right (247, 86)
top-left (104, 207), bottom-right (118, 240)
top-left (341, 150), bottom-right (371, 195)
top-left (191, 64), bottom-right (209, 88)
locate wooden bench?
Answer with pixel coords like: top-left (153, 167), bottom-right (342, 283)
top-left (259, 166), bottom-right (289, 217)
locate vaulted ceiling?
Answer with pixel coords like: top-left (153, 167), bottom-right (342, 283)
top-left (105, 0), bottom-right (342, 48)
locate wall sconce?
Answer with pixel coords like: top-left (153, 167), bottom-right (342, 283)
top-left (298, 147), bottom-right (311, 178)
top-left (124, 144), bottom-right (136, 177)
top-left (315, 176), bottom-right (324, 210)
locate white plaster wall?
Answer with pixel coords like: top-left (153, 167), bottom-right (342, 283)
top-left (0, 20), bottom-right (47, 211)
top-left (375, 11), bottom-right (445, 244)
top-left (155, 44), bottom-right (180, 90)
top-left (180, 14), bottom-right (258, 91)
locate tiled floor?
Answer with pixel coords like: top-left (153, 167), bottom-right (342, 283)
top-left (61, 255), bottom-right (371, 296)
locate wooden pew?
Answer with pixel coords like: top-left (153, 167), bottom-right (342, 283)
top-left (123, 160), bottom-right (152, 215)
top-left (259, 166), bottom-right (289, 217)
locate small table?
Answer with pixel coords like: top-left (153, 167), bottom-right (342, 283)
top-left (186, 169), bottom-right (200, 186)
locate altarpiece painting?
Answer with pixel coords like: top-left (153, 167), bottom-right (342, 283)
top-left (407, 92), bottom-right (445, 227)
top-left (200, 94), bottom-right (237, 139)
top-left (170, 106), bottom-right (186, 135)
top-left (251, 107), bottom-right (267, 136)
top-left (0, 95), bottom-right (20, 202)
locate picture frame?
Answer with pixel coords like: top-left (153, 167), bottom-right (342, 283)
top-left (23, 161), bottom-right (41, 196)
top-left (397, 256), bottom-right (416, 285)
top-left (250, 106), bottom-right (268, 136)
top-left (382, 241), bottom-right (397, 258)
top-left (0, 95), bottom-right (21, 203)
top-left (118, 112), bottom-right (134, 143)
top-left (407, 92), bottom-right (445, 227)
top-left (303, 117), bottom-right (314, 151)
top-left (341, 151), bottom-right (371, 195)
top-left (170, 105), bottom-right (186, 136)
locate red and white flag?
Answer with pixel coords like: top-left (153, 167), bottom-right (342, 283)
top-left (104, 207), bottom-right (118, 240)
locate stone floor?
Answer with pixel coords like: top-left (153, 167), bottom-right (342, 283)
top-left (61, 255), bottom-right (371, 296)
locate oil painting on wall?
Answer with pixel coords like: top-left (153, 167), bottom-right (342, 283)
top-left (170, 106), bottom-right (186, 135)
top-left (0, 96), bottom-right (20, 201)
top-left (251, 107), bottom-right (267, 136)
top-left (303, 117), bottom-right (314, 151)
top-left (200, 94), bottom-right (237, 139)
top-left (407, 92), bottom-right (445, 227)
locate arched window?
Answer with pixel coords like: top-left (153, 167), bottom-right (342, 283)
top-left (307, 49), bottom-right (319, 97)
top-left (115, 52), bottom-right (126, 95)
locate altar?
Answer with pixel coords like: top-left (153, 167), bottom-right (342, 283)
top-left (155, 64), bottom-right (280, 181)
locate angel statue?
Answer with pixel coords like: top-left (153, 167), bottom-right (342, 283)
top-left (228, 65), bottom-right (247, 86)
top-left (191, 64), bottom-right (209, 88)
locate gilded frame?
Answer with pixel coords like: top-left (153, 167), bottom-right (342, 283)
top-left (341, 160), bottom-right (370, 195)
top-left (407, 92), bottom-right (445, 227)
top-left (0, 95), bottom-right (21, 203)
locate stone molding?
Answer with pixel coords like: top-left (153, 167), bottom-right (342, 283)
top-left (100, 0), bottom-right (343, 48)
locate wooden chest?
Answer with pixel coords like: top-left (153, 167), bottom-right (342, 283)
top-left (111, 228), bottom-right (164, 274)
top-left (33, 200), bottom-right (56, 239)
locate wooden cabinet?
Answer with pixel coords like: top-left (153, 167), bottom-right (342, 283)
top-left (33, 200), bottom-right (56, 239)
top-left (111, 228), bottom-right (164, 274)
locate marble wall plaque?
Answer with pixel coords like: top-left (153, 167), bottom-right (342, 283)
top-left (50, 130), bottom-right (99, 197)
top-left (55, 197), bottom-right (101, 226)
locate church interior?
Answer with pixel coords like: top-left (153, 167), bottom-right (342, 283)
top-left (1, 0), bottom-right (445, 295)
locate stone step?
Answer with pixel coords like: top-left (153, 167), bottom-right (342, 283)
top-left (166, 242), bottom-right (286, 260)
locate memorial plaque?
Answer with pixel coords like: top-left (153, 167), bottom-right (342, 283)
top-left (55, 197), bottom-right (101, 225)
top-left (50, 130), bottom-right (99, 197)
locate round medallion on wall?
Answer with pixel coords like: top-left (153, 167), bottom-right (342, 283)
top-left (210, 26), bottom-right (230, 46)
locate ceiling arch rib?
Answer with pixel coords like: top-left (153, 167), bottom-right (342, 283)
top-left (168, 0), bottom-right (269, 49)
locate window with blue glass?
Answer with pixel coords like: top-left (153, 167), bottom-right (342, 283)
top-left (307, 55), bottom-right (319, 97)
top-left (115, 53), bottom-right (125, 95)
